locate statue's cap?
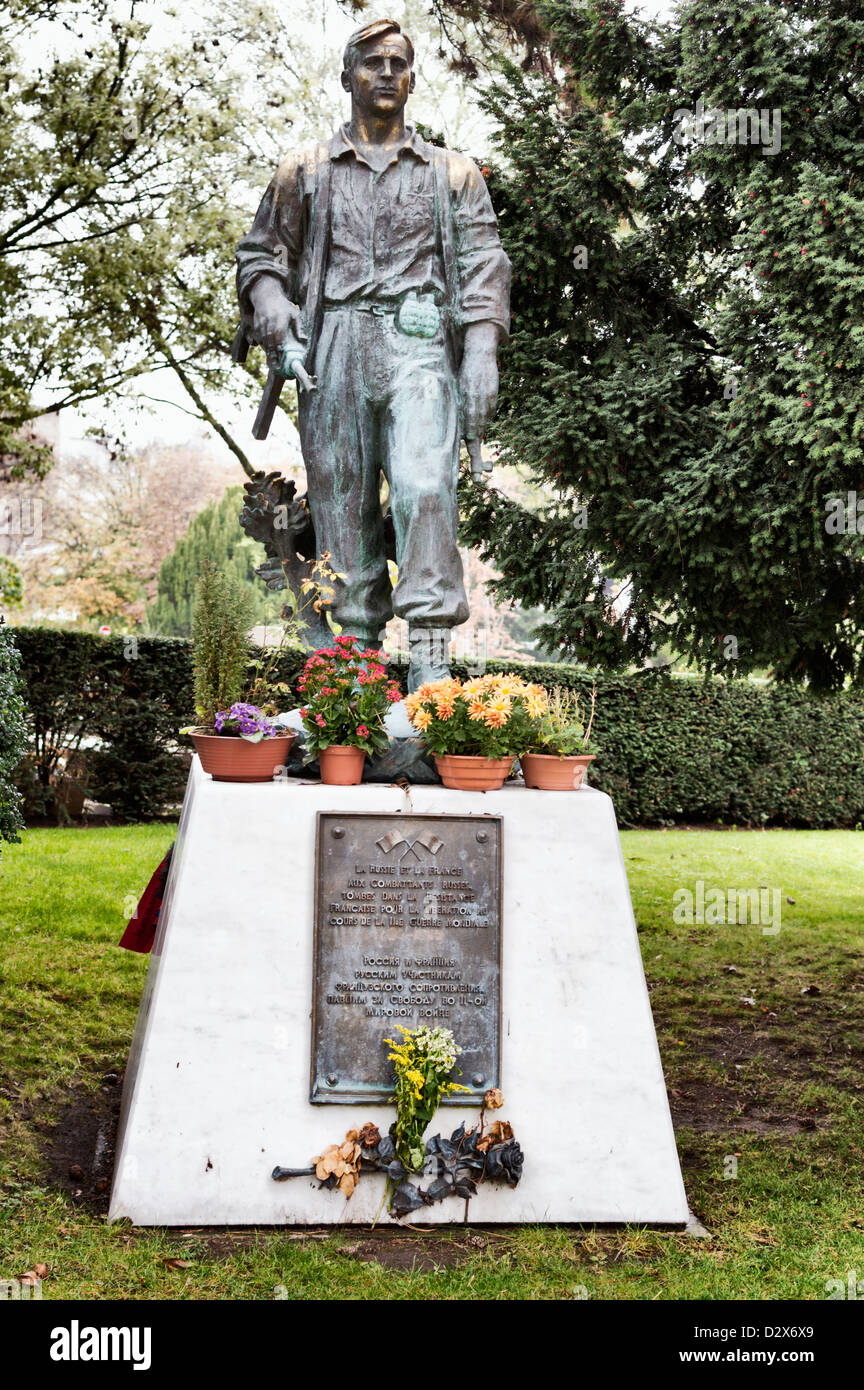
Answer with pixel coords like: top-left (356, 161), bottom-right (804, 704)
top-left (342, 19), bottom-right (414, 70)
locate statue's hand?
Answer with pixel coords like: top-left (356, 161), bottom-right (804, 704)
top-left (459, 322), bottom-right (500, 478)
top-left (249, 278), bottom-right (305, 354)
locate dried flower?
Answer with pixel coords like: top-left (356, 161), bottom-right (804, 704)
top-left (483, 1087), bottom-right (504, 1110)
top-left (312, 1130), bottom-right (363, 1198)
top-left (477, 1119), bottom-right (514, 1152)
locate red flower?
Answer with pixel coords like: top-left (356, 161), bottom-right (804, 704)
top-left (357, 725), bottom-right (369, 737)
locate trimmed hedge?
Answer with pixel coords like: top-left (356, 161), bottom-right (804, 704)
top-left (11, 628), bottom-right (864, 827)
top-left (14, 629), bottom-right (194, 824)
top-left (0, 621), bottom-right (26, 848)
top-left (472, 663), bottom-right (864, 829)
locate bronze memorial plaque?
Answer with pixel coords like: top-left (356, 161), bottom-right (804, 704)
top-left (311, 812), bottom-right (501, 1104)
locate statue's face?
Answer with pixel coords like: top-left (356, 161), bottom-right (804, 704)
top-left (342, 34), bottom-right (414, 117)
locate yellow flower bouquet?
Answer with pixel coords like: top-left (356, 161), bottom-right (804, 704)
top-left (386, 1024), bottom-right (469, 1174)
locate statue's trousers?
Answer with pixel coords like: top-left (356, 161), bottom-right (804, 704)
top-left (297, 304), bottom-right (469, 642)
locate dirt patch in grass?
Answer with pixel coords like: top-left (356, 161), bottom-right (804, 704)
top-left (659, 1010), bottom-right (862, 1134)
top-left (668, 1078), bottom-right (824, 1135)
top-left (36, 1076), bottom-right (122, 1214)
top-left (170, 1229), bottom-right (273, 1258)
top-left (336, 1227), bottom-right (491, 1271)
top-left (700, 1013), bottom-right (860, 1074)
top-left (130, 1226), bottom-right (492, 1270)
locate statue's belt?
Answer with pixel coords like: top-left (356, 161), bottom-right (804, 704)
top-left (325, 293), bottom-right (441, 339)
top-left (334, 302), bottom-right (396, 315)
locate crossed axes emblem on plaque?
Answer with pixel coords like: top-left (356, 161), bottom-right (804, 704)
top-left (375, 829), bottom-right (444, 862)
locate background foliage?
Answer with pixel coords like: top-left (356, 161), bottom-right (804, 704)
top-left (148, 487), bottom-right (268, 638)
top-left (0, 620), bottom-right (27, 849)
top-left (13, 626), bottom-right (193, 824)
top-left (456, 0), bottom-right (864, 689)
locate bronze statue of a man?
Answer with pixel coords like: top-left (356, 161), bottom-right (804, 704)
top-left (236, 18), bottom-right (511, 689)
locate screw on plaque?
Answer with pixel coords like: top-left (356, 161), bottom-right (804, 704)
top-left (326, 1074), bottom-right (339, 1086)
top-left (472, 1074), bottom-right (485, 1086)
top-left (476, 831), bottom-right (488, 843)
top-left (331, 827), bottom-right (344, 839)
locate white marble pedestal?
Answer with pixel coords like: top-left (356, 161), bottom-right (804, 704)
top-left (109, 762), bottom-right (688, 1225)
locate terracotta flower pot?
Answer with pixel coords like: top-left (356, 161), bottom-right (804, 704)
top-left (318, 744), bottom-right (366, 786)
top-left (190, 732), bottom-right (294, 783)
top-left (521, 752), bottom-right (595, 790)
top-left (434, 754), bottom-right (514, 791)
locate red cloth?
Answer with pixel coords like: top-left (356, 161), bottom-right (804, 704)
top-left (118, 847), bottom-right (174, 953)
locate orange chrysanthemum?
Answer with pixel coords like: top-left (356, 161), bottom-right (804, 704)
top-left (484, 706), bottom-right (507, 728)
top-left (495, 676), bottom-right (523, 698)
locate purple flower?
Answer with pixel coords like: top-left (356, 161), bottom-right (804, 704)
top-left (213, 702), bottom-right (278, 738)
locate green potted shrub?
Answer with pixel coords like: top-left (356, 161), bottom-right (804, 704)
top-left (183, 562), bottom-right (294, 783)
top-left (521, 686), bottom-right (598, 790)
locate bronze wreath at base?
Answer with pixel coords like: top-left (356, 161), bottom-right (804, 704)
top-left (272, 1118), bottom-right (523, 1218)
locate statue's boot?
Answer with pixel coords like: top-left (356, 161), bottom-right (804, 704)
top-left (407, 627), bottom-right (452, 692)
top-left (343, 628), bottom-right (383, 654)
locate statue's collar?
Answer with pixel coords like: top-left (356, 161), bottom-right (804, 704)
top-left (329, 123), bottom-right (430, 167)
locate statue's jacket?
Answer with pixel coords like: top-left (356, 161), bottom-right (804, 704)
top-left (236, 124), bottom-right (511, 369)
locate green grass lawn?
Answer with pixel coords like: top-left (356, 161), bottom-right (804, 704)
top-left (1, 823), bottom-right (862, 1300)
